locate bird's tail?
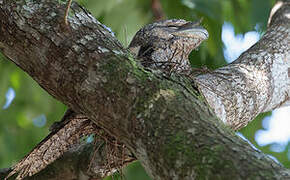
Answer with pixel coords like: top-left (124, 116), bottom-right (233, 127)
top-left (5, 109), bottom-right (95, 180)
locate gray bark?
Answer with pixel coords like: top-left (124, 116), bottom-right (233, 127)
top-left (0, 0), bottom-right (290, 179)
top-left (1, 143), bottom-right (99, 180)
top-left (195, 1), bottom-right (290, 130)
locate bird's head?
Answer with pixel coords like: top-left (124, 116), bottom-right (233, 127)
top-left (129, 19), bottom-right (209, 73)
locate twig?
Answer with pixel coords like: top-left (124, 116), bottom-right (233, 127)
top-left (151, 0), bottom-right (166, 21)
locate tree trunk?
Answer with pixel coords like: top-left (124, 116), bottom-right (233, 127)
top-left (0, 0), bottom-right (289, 179)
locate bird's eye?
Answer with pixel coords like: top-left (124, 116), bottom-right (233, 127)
top-left (166, 25), bottom-right (179, 30)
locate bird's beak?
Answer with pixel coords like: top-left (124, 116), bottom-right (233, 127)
top-left (172, 25), bottom-right (209, 40)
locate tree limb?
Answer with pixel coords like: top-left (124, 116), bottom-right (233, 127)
top-left (0, 143), bottom-right (94, 180)
top-left (0, 0), bottom-right (290, 179)
top-left (195, 1), bottom-right (290, 129)
top-left (3, 109), bottom-right (135, 180)
top-left (0, 142), bottom-right (129, 180)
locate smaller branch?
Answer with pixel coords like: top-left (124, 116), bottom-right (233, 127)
top-left (151, 0), bottom-right (166, 21)
top-left (64, 0), bottom-right (73, 26)
top-left (1, 137), bottom-right (136, 180)
top-left (4, 110), bottom-right (136, 180)
top-left (1, 143), bottom-right (95, 180)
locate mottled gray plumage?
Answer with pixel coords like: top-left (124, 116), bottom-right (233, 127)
top-left (6, 19), bottom-right (208, 180)
top-left (129, 19), bottom-right (208, 74)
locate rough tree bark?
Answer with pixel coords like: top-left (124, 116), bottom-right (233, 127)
top-left (195, 0), bottom-right (290, 130)
top-left (0, 0), bottom-right (289, 179)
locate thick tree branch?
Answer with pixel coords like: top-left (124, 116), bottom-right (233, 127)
top-left (195, 1), bottom-right (290, 129)
top-left (0, 0), bottom-right (290, 179)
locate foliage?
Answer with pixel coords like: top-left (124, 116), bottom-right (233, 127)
top-left (0, 0), bottom-right (288, 179)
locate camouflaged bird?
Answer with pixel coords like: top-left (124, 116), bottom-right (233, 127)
top-left (129, 19), bottom-right (208, 73)
top-left (6, 19), bottom-right (208, 180)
